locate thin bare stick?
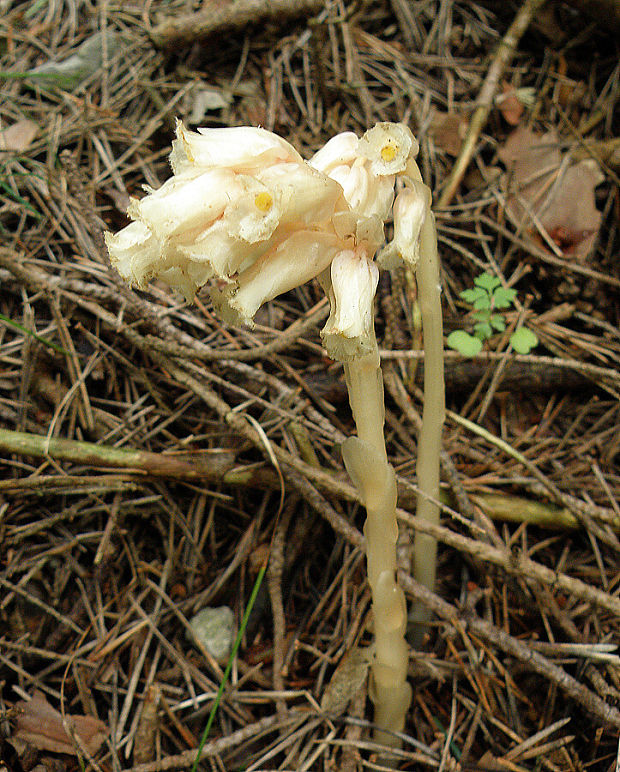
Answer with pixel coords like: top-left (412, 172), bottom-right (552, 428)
top-left (436, 0), bottom-right (548, 208)
top-left (399, 573), bottom-right (620, 729)
top-left (267, 505), bottom-right (294, 722)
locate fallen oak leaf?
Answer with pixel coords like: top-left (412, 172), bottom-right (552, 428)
top-left (0, 31), bottom-right (122, 91)
top-left (498, 126), bottom-right (604, 262)
top-left (13, 691), bottom-right (107, 757)
top-left (320, 646), bottom-right (373, 716)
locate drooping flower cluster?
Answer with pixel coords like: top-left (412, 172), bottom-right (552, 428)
top-left (105, 120), bottom-right (442, 749)
top-left (105, 120), bottom-right (426, 361)
top-left (309, 122), bottom-right (419, 359)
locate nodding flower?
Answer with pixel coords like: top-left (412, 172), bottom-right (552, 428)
top-left (378, 181), bottom-right (430, 271)
top-left (310, 122), bottom-right (418, 222)
top-left (105, 120), bottom-right (423, 362)
top-left (319, 246), bottom-right (380, 361)
top-left (105, 120), bottom-right (346, 303)
top-left (105, 120), bottom-right (440, 749)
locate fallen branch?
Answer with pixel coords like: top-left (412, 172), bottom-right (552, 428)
top-left (149, 0), bottom-right (324, 49)
top-left (0, 428), bottom-right (235, 483)
top-left (3, 425), bottom-right (620, 617)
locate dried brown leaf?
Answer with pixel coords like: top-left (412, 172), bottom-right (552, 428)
top-left (13, 691), bottom-right (107, 757)
top-left (133, 684), bottom-right (161, 765)
top-left (497, 82), bottom-right (524, 125)
top-left (429, 111), bottom-right (468, 156)
top-left (0, 120), bottom-right (38, 152)
top-left (498, 126), bottom-right (604, 261)
top-left (320, 647), bottom-right (372, 716)
top-left (476, 751), bottom-right (505, 770)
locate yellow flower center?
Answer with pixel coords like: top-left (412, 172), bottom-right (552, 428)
top-left (254, 192), bottom-right (273, 213)
top-left (380, 143), bottom-right (397, 162)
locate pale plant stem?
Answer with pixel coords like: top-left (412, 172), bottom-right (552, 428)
top-left (343, 336), bottom-right (411, 747)
top-left (410, 208), bottom-right (445, 648)
top-left (400, 161), bottom-right (446, 646)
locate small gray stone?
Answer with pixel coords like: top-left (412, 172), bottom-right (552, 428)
top-left (187, 606), bottom-right (235, 662)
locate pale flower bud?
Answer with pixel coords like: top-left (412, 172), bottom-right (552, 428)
top-left (309, 132), bottom-right (359, 175)
top-left (377, 182), bottom-right (430, 270)
top-left (321, 248), bottom-right (379, 361)
top-left (170, 120), bottom-right (302, 175)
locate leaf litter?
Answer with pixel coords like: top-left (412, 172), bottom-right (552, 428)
top-left (0, 0), bottom-right (619, 770)
top-left (13, 691), bottom-right (107, 757)
top-left (498, 125), bottom-right (605, 261)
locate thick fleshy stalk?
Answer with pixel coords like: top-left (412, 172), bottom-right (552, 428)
top-left (341, 333), bottom-right (411, 747)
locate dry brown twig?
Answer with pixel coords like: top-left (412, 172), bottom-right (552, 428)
top-left (399, 574), bottom-right (620, 730)
top-left (437, 0), bottom-right (548, 208)
top-left (267, 503), bottom-right (294, 722)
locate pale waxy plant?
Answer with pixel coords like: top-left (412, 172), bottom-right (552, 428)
top-left (106, 120), bottom-right (444, 749)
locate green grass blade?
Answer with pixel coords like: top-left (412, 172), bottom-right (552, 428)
top-left (191, 563), bottom-right (267, 772)
top-left (0, 312), bottom-right (67, 355)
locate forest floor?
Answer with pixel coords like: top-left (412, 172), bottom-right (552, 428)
top-left (1, 0), bottom-right (619, 770)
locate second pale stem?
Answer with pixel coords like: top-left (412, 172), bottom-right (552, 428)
top-left (409, 209), bottom-right (445, 648)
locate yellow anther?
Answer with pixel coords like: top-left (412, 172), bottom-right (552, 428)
top-left (380, 144), bottom-right (397, 162)
top-left (254, 192), bottom-right (273, 212)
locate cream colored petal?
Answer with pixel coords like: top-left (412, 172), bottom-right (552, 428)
top-left (157, 265), bottom-right (201, 302)
top-left (363, 174), bottom-right (395, 221)
top-left (321, 248), bottom-right (379, 361)
top-left (176, 220), bottom-right (246, 276)
top-left (128, 168), bottom-right (239, 241)
top-left (223, 175), bottom-right (285, 243)
top-left (104, 221), bottom-right (161, 289)
top-left (355, 215), bottom-right (385, 255)
top-left (212, 230), bottom-right (344, 327)
top-left (170, 120), bottom-right (302, 175)
top-left (179, 219), bottom-right (296, 279)
top-left (329, 163), bottom-right (370, 213)
top-left (309, 132), bottom-right (359, 174)
top-left (328, 163), bottom-right (394, 221)
top-left (257, 162), bottom-right (345, 225)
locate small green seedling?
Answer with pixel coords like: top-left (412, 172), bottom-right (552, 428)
top-left (447, 272), bottom-right (538, 357)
